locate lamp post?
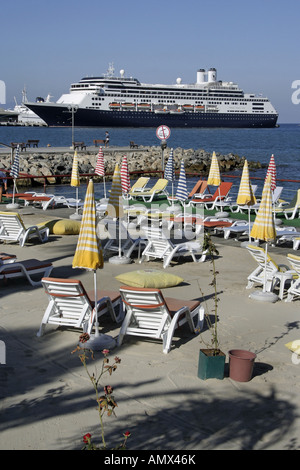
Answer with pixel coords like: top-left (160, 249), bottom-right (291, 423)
top-left (67, 105), bottom-right (78, 148)
top-left (160, 139), bottom-right (167, 172)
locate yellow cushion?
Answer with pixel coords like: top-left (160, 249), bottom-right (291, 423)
top-left (115, 269), bottom-right (183, 288)
top-left (44, 219), bottom-right (81, 235)
top-left (285, 340), bottom-right (300, 355)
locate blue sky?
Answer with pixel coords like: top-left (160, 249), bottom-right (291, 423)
top-left (1, 0), bottom-right (300, 122)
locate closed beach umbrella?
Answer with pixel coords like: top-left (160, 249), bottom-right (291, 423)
top-left (120, 155), bottom-right (131, 194)
top-left (250, 174), bottom-right (277, 300)
top-left (71, 150), bottom-right (80, 187)
top-left (71, 150), bottom-right (80, 217)
top-left (73, 179), bottom-right (103, 270)
top-left (176, 160), bottom-right (188, 202)
top-left (250, 174), bottom-right (276, 243)
top-left (73, 179), bottom-right (113, 348)
top-left (236, 159), bottom-right (256, 242)
top-left (106, 163), bottom-right (125, 258)
top-left (207, 151), bottom-right (221, 186)
top-left (265, 154), bottom-right (276, 192)
top-left (95, 146), bottom-right (106, 198)
top-left (106, 163), bottom-right (124, 219)
top-left (10, 145), bottom-right (20, 205)
top-left (236, 160), bottom-right (255, 206)
top-left (164, 148), bottom-right (175, 199)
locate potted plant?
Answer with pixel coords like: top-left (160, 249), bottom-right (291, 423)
top-left (197, 233), bottom-right (226, 380)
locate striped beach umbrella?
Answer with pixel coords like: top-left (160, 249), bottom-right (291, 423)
top-left (71, 150), bottom-right (80, 187)
top-left (236, 159), bottom-right (256, 241)
top-left (72, 179), bottom-right (103, 271)
top-left (70, 150), bottom-right (80, 216)
top-left (176, 160), bottom-right (188, 202)
top-left (106, 163), bottom-right (125, 258)
top-left (10, 145), bottom-right (20, 180)
top-left (73, 179), bottom-right (107, 347)
top-left (95, 146), bottom-right (106, 198)
top-left (207, 151), bottom-right (221, 186)
top-left (106, 163), bottom-right (124, 219)
top-left (164, 148), bottom-right (175, 199)
top-left (250, 174), bottom-right (276, 243)
top-left (250, 174), bottom-right (277, 297)
top-left (265, 154), bottom-right (276, 192)
top-left (164, 148), bottom-right (175, 182)
top-left (120, 155), bottom-right (131, 194)
top-left (10, 145), bottom-right (20, 205)
top-left (236, 160), bottom-right (256, 206)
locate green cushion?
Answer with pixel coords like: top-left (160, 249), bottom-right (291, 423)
top-left (115, 269), bottom-right (184, 288)
top-left (44, 219), bottom-right (81, 235)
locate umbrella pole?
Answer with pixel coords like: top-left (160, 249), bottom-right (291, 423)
top-left (248, 207), bottom-right (251, 242)
top-left (12, 180), bottom-right (16, 205)
top-left (263, 242), bottom-right (268, 293)
top-left (119, 220), bottom-right (122, 258)
top-left (93, 269), bottom-right (100, 338)
top-left (76, 187), bottom-right (79, 215)
top-left (103, 177), bottom-right (106, 199)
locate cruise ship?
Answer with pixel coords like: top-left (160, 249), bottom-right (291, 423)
top-left (25, 64), bottom-right (278, 128)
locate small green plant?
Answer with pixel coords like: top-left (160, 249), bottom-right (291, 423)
top-left (199, 232), bottom-right (221, 355)
top-left (72, 333), bottom-right (131, 450)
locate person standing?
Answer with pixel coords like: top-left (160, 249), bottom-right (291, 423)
top-left (105, 131), bottom-right (110, 148)
top-left (0, 170), bottom-right (7, 203)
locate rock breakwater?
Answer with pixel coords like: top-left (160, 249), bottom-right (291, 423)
top-left (0, 145), bottom-right (263, 187)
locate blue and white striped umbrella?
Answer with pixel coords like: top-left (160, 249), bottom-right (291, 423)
top-left (176, 160), bottom-right (188, 201)
top-left (164, 148), bottom-right (175, 199)
top-left (164, 148), bottom-right (175, 182)
top-left (10, 145), bottom-right (20, 179)
top-left (10, 145), bottom-right (20, 204)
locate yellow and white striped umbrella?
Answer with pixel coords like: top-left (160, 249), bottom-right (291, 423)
top-left (250, 174), bottom-right (276, 242)
top-left (236, 159), bottom-right (256, 206)
top-left (72, 179), bottom-right (103, 270)
top-left (106, 163), bottom-right (124, 219)
top-left (207, 151), bottom-right (221, 186)
top-left (71, 150), bottom-right (80, 187)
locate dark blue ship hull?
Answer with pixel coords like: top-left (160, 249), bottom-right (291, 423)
top-left (25, 104), bottom-right (279, 128)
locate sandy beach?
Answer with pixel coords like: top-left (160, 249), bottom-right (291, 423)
top-left (0, 204), bottom-right (299, 451)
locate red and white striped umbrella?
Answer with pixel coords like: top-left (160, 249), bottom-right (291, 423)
top-left (265, 154), bottom-right (276, 192)
top-left (120, 155), bottom-right (131, 194)
top-left (95, 146), bottom-right (105, 176)
top-left (95, 146), bottom-right (106, 198)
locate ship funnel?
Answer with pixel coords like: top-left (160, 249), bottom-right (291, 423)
top-left (207, 68), bottom-right (217, 82)
top-left (197, 69), bottom-right (206, 84)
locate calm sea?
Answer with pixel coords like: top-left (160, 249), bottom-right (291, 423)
top-left (0, 124), bottom-right (299, 200)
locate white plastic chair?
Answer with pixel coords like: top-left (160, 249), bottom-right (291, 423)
top-left (118, 286), bottom-right (205, 353)
top-left (140, 226), bottom-right (207, 268)
top-left (286, 254), bottom-right (300, 302)
top-left (221, 220), bottom-right (253, 240)
top-left (37, 277), bottom-right (123, 337)
top-left (101, 219), bottom-right (146, 259)
top-left (0, 211), bottom-right (49, 247)
top-left (275, 189), bottom-right (300, 220)
top-left (246, 244), bottom-right (294, 299)
top-left (131, 179), bottom-right (169, 202)
top-left (0, 258), bottom-right (53, 286)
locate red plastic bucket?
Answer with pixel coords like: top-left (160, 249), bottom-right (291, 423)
top-left (228, 349), bottom-right (256, 382)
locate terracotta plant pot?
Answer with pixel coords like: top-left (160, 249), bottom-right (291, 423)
top-left (228, 349), bottom-right (256, 382)
top-left (198, 349), bottom-right (226, 380)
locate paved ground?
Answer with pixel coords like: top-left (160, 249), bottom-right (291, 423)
top-left (0, 204), bottom-right (299, 450)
